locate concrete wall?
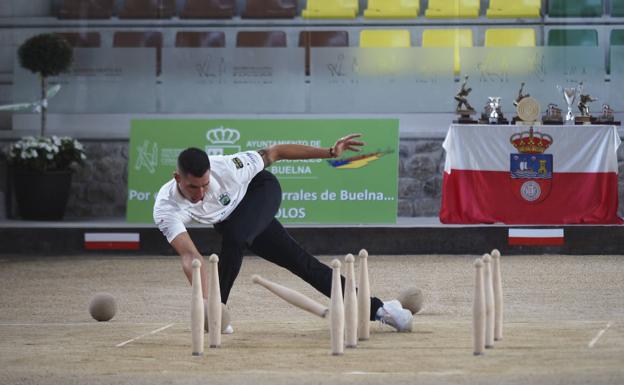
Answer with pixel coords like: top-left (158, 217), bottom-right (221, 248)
top-left (4, 136), bottom-right (624, 220)
top-left (65, 140), bottom-right (129, 218)
top-left (399, 138), bottom-right (445, 217)
top-left (59, 138), bottom-right (449, 219)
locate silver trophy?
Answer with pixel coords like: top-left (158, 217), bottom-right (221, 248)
top-left (557, 82), bottom-right (583, 124)
top-left (487, 97), bottom-right (501, 124)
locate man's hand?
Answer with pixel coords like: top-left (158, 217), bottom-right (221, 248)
top-left (171, 232), bottom-right (209, 299)
top-left (257, 133), bottom-right (365, 168)
top-left (330, 133), bottom-right (365, 158)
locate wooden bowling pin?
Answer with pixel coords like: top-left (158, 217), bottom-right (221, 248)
top-left (473, 258), bottom-right (486, 356)
top-left (208, 254), bottom-right (221, 348)
top-left (344, 254), bottom-right (358, 348)
top-left (191, 258), bottom-right (204, 356)
top-left (357, 249), bottom-right (370, 341)
top-left (252, 275), bottom-right (328, 318)
top-left (482, 253), bottom-right (495, 349)
top-left (330, 259), bottom-right (344, 355)
top-left (491, 249), bottom-right (503, 341)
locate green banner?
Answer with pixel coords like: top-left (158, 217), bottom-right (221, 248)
top-left (127, 119), bottom-right (399, 224)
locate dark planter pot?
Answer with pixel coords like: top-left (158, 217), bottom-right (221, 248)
top-left (12, 169), bottom-right (73, 220)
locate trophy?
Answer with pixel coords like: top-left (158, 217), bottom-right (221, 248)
top-left (594, 104), bottom-right (621, 125)
top-left (542, 103), bottom-right (563, 125)
top-left (513, 82), bottom-right (529, 107)
top-left (557, 82), bottom-right (583, 124)
top-left (512, 83), bottom-right (541, 125)
top-left (480, 97), bottom-right (508, 124)
top-left (576, 91), bottom-right (597, 124)
top-left (453, 75), bottom-right (478, 124)
top-left (488, 97), bottom-right (501, 124)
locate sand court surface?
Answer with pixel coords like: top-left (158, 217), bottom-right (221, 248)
top-left (0, 254), bottom-right (623, 385)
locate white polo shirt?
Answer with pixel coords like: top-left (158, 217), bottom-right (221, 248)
top-left (153, 151), bottom-right (264, 243)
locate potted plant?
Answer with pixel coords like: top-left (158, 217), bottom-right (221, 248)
top-left (4, 33), bottom-right (86, 220)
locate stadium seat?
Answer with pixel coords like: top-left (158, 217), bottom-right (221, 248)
top-left (299, 31), bottom-right (349, 48)
top-left (118, 0), bottom-right (176, 19)
top-left (364, 0), bottom-right (419, 19)
top-left (547, 29), bottom-right (598, 46)
top-left (422, 29), bottom-right (472, 75)
top-left (486, 0), bottom-right (541, 18)
top-left (360, 30), bottom-right (411, 47)
top-left (548, 0), bottom-right (603, 17)
top-left (175, 32), bottom-right (225, 47)
top-left (611, 29), bottom-right (624, 45)
top-left (55, 32), bottom-right (102, 47)
top-left (483, 29), bottom-right (537, 75)
top-left (358, 30), bottom-right (411, 76)
top-left (485, 28), bottom-right (536, 47)
top-left (613, 0), bottom-right (624, 17)
top-left (236, 31), bottom-right (287, 47)
top-left (180, 0), bottom-right (235, 19)
top-left (299, 30), bottom-right (349, 75)
top-left (425, 0), bottom-right (480, 19)
top-left (113, 31), bottom-right (163, 75)
top-left (302, 0), bottom-right (358, 19)
top-left (58, 0), bottom-right (114, 19)
top-left (608, 29), bottom-right (624, 73)
top-left (113, 31), bottom-right (163, 48)
top-left (242, 0), bottom-right (296, 19)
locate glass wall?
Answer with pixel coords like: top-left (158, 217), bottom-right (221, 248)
top-left (1, 0), bottom-right (623, 125)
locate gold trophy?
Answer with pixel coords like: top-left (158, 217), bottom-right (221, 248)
top-left (453, 75), bottom-right (478, 124)
top-left (575, 90), bottom-right (597, 125)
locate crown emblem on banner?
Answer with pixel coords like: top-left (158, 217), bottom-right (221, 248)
top-left (509, 127), bottom-right (553, 154)
top-left (206, 127), bottom-right (241, 144)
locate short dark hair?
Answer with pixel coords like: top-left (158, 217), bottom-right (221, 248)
top-left (177, 148), bottom-right (210, 177)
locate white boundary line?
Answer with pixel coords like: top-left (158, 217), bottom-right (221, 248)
top-left (588, 321), bottom-right (613, 348)
top-left (345, 370), bottom-right (464, 376)
top-left (345, 372), bottom-right (388, 375)
top-left (116, 323), bottom-right (175, 347)
top-left (0, 322), bottom-right (169, 326)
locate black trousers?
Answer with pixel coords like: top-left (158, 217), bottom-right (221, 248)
top-left (213, 170), bottom-right (383, 321)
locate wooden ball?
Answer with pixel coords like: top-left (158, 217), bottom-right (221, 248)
top-left (89, 292), bottom-right (117, 322)
top-left (398, 287), bottom-right (424, 315)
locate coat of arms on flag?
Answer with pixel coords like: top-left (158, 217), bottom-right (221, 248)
top-left (509, 128), bottom-right (553, 204)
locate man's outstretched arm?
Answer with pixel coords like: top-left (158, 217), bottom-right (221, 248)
top-left (257, 133), bottom-right (364, 168)
top-left (171, 232), bottom-right (208, 299)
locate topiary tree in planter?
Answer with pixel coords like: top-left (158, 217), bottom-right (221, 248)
top-left (18, 33), bottom-right (73, 137)
top-left (4, 34), bottom-right (84, 220)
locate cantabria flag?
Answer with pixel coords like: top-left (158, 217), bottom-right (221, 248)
top-left (440, 125), bottom-right (622, 224)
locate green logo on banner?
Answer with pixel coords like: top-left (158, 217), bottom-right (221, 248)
top-left (127, 119), bottom-right (399, 224)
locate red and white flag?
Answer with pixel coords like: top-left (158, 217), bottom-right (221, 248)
top-left (508, 228), bottom-right (564, 246)
top-left (440, 125), bottom-right (622, 224)
top-left (84, 233), bottom-right (140, 250)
